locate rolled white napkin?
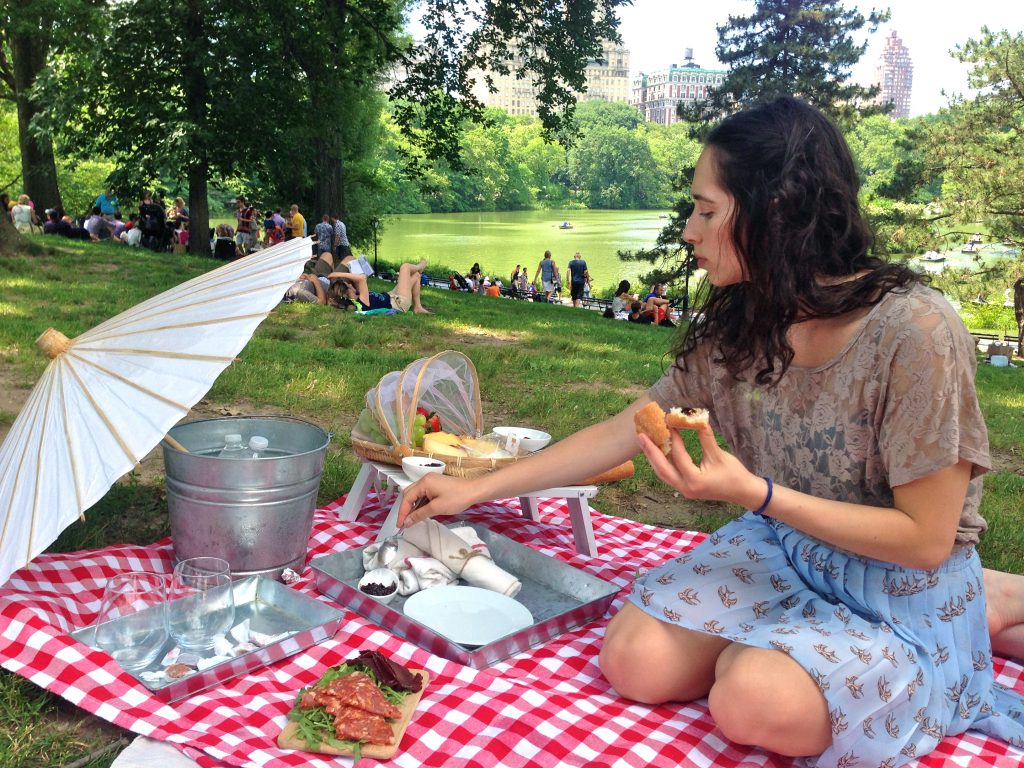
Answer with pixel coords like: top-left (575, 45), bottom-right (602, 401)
top-left (363, 538), bottom-right (424, 571)
top-left (396, 556), bottom-right (458, 595)
top-left (402, 520), bottom-right (522, 597)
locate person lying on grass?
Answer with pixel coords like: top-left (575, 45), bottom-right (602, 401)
top-left (397, 96), bottom-right (1024, 768)
top-left (327, 259), bottom-right (433, 314)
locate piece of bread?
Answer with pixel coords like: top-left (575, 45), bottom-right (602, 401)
top-left (666, 406), bottom-right (711, 431)
top-left (634, 402), bottom-right (672, 454)
top-left (581, 460), bottom-right (635, 484)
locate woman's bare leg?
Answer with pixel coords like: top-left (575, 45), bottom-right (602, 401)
top-left (599, 602), bottom-right (729, 703)
top-left (985, 568), bottom-right (1024, 659)
top-left (709, 644), bottom-right (831, 757)
top-left (602, 603), bottom-right (831, 757)
top-left (394, 259), bottom-right (432, 313)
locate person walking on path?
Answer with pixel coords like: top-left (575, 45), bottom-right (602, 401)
top-left (567, 251), bottom-right (591, 308)
top-left (533, 250), bottom-right (558, 303)
top-left (397, 96), bottom-right (1024, 768)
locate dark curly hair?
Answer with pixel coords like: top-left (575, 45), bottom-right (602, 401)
top-left (673, 96), bottom-right (921, 385)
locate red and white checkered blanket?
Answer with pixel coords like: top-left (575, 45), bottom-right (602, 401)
top-left (1, 495), bottom-right (1023, 768)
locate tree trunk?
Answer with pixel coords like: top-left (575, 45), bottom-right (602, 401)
top-left (0, 204), bottom-right (27, 254)
top-left (313, 138), bottom-right (345, 219)
top-left (184, 0), bottom-right (210, 256)
top-left (10, 31), bottom-right (62, 211)
top-left (187, 162), bottom-right (210, 257)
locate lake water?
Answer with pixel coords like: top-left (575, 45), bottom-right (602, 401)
top-left (913, 243), bottom-right (1020, 275)
top-left (375, 209), bottom-right (673, 292)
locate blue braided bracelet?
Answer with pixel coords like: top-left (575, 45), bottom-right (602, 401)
top-left (752, 476), bottom-right (773, 517)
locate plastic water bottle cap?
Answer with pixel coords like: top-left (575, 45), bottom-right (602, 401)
top-left (225, 434), bottom-right (243, 444)
top-left (249, 436), bottom-right (269, 451)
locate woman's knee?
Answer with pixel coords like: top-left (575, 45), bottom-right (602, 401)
top-left (599, 603), bottom-right (724, 703)
top-left (707, 646), bottom-right (830, 756)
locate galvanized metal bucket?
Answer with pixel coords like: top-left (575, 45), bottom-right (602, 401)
top-left (162, 416), bottom-right (331, 578)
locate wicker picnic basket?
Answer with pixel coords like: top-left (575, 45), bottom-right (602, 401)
top-left (351, 350), bottom-right (519, 479)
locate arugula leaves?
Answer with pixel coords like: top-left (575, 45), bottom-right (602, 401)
top-left (287, 662), bottom-right (408, 759)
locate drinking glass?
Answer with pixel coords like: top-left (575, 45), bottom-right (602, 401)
top-left (165, 557), bottom-right (235, 654)
top-left (95, 572), bottom-right (168, 672)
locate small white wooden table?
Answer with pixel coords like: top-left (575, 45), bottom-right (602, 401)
top-left (338, 460), bottom-right (600, 556)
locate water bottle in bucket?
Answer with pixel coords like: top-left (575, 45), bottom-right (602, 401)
top-left (248, 436), bottom-right (269, 458)
top-left (218, 434), bottom-right (247, 458)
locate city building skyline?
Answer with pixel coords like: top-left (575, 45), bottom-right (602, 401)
top-left (629, 50), bottom-right (726, 126)
top-left (873, 30), bottom-right (914, 119)
top-left (469, 40), bottom-right (631, 118)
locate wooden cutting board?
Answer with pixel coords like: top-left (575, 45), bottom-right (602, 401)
top-left (277, 670), bottom-right (429, 760)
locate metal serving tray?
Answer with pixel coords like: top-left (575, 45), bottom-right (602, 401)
top-left (71, 576), bottom-right (343, 702)
top-left (312, 526), bottom-right (619, 668)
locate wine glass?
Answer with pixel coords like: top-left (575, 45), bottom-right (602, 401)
top-left (165, 557), bottom-right (235, 654)
top-left (95, 572), bottom-right (168, 672)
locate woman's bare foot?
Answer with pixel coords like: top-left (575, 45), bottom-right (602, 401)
top-left (984, 568), bottom-right (1024, 660)
top-left (414, 306), bottom-right (433, 315)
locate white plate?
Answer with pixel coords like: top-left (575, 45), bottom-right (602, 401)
top-left (402, 586), bottom-right (533, 646)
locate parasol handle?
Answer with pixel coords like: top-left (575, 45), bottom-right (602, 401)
top-left (164, 434), bottom-right (189, 453)
top-left (37, 328), bottom-right (72, 359)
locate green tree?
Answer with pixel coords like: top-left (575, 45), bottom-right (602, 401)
top-left (509, 121), bottom-right (569, 206)
top-left (847, 113), bottom-right (935, 256)
top-left (928, 28), bottom-right (1024, 245)
top-left (641, 122), bottom-right (702, 208)
top-left (0, 0), bottom-right (103, 209)
top-left (686, 0), bottom-right (889, 126)
top-left (568, 125), bottom-right (660, 209)
top-left (391, 0), bottom-right (629, 166)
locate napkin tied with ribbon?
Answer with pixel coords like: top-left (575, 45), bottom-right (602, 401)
top-left (401, 520), bottom-right (522, 597)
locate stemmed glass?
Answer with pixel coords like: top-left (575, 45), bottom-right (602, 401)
top-left (165, 557), bottom-right (235, 654)
top-left (95, 572), bottom-right (168, 672)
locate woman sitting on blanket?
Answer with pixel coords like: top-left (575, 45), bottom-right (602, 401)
top-left (398, 96), bottom-right (1024, 767)
top-left (327, 258), bottom-right (432, 314)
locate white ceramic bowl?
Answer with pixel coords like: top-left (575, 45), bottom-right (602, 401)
top-left (493, 426), bottom-right (552, 453)
top-left (358, 567), bottom-right (400, 604)
top-left (401, 455), bottom-right (447, 482)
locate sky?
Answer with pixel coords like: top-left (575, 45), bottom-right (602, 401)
top-left (617, 0), bottom-right (1024, 117)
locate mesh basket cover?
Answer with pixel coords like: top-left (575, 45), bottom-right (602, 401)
top-left (354, 351), bottom-right (482, 449)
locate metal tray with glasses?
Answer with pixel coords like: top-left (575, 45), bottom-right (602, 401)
top-left (312, 526), bottom-right (619, 669)
top-left (71, 576), bottom-right (344, 702)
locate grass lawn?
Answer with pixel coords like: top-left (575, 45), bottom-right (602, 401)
top-left (1, 234), bottom-right (1023, 765)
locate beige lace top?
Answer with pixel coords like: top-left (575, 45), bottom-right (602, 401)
top-left (649, 283), bottom-right (990, 546)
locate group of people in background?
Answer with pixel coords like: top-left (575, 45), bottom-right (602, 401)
top-left (4, 188), bottom-right (352, 265)
top-left (609, 280), bottom-right (676, 326)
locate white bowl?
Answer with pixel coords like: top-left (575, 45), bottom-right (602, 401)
top-left (358, 568), bottom-right (400, 604)
top-left (401, 455), bottom-right (447, 482)
top-left (493, 426), bottom-right (552, 453)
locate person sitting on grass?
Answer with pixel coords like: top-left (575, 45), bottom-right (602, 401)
top-left (612, 280), bottom-right (638, 317)
top-left (644, 283), bottom-right (671, 324)
top-left (626, 301), bottom-right (653, 324)
top-left (326, 259), bottom-right (433, 314)
top-left (397, 96), bottom-right (1024, 767)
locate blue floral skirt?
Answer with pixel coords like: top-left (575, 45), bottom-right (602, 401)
top-left (628, 513), bottom-right (1024, 768)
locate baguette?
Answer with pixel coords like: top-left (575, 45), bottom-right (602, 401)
top-left (634, 402), bottom-right (712, 456)
top-left (581, 460), bottom-right (635, 484)
top-left (634, 402), bottom-right (672, 454)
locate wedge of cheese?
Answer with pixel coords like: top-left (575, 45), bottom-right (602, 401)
top-left (422, 432), bottom-right (467, 457)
